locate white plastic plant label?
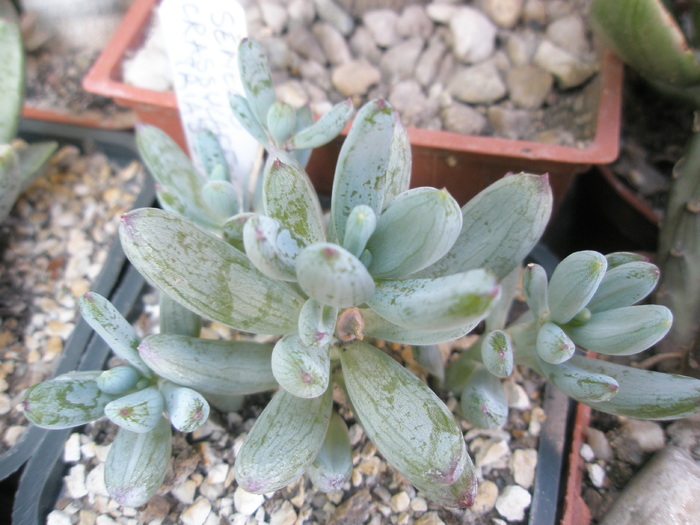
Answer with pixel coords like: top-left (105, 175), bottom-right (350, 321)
top-left (158, 0), bottom-right (261, 199)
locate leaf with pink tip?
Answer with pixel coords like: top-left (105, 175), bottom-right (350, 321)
top-left (271, 334), bottom-right (331, 399)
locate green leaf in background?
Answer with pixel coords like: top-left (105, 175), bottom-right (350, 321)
top-left (342, 205), bottom-right (376, 259)
top-left (288, 98), bottom-right (354, 150)
top-left (522, 263), bottom-right (549, 320)
top-left (104, 386), bottom-right (165, 433)
top-left (271, 334), bottom-right (330, 399)
top-left (460, 366), bottom-right (509, 429)
top-left (158, 292), bottom-right (202, 337)
top-left (481, 330), bottom-right (514, 378)
top-left (266, 101), bottom-right (297, 145)
top-left (587, 261), bottom-right (660, 313)
top-left (307, 411), bottom-right (353, 492)
top-left (298, 298), bottom-right (338, 347)
top-left (195, 129), bottom-right (229, 181)
top-left (229, 93), bottom-right (270, 148)
top-left (536, 321), bottom-right (576, 364)
top-left (97, 366), bottom-right (143, 395)
top-left (238, 39), bottom-right (277, 126)
top-left (0, 16), bottom-right (23, 143)
top-left (360, 308), bottom-right (481, 345)
top-left (547, 251), bottom-right (607, 324)
top-left (243, 214), bottom-right (300, 281)
top-left (160, 381), bottom-right (210, 432)
top-left (537, 356), bottom-right (619, 403)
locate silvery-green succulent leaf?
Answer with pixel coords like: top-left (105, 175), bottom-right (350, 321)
top-left (586, 261), bottom-right (660, 313)
top-left (271, 334), bottom-right (330, 398)
top-left (568, 355), bottom-right (700, 420)
top-left (412, 456), bottom-right (478, 508)
top-left (263, 154), bottom-right (325, 246)
top-left (366, 187), bottom-right (462, 279)
top-left (105, 416), bottom-right (171, 508)
top-left (266, 101), bottom-right (297, 145)
top-left (21, 375), bottom-right (118, 429)
top-left (331, 99), bottom-right (396, 242)
top-left (308, 411), bottom-right (353, 492)
top-left (135, 125), bottom-right (221, 230)
top-left (287, 99), bottom-right (354, 150)
top-left (537, 356), bottom-right (619, 403)
top-left (243, 214), bottom-right (299, 281)
top-left (120, 208), bottom-right (304, 334)
top-left (485, 265), bottom-right (520, 332)
top-left (238, 39), bottom-right (276, 126)
top-left (481, 330), bottom-right (514, 378)
top-left (235, 386), bottom-right (333, 493)
top-left (159, 293), bottom-right (201, 337)
top-left (605, 251), bottom-right (649, 269)
top-left (360, 308), bottom-right (481, 345)
top-left (445, 352), bottom-right (479, 393)
top-left (201, 180), bottom-right (240, 219)
top-left (159, 381), bottom-right (209, 432)
top-left (417, 173), bottom-right (552, 280)
top-left (97, 366), bottom-right (143, 395)
top-left (564, 305), bottom-right (673, 356)
top-left (366, 269), bottom-right (500, 331)
top-left (0, 146), bottom-right (21, 222)
top-left (340, 340), bottom-right (468, 487)
top-left (522, 263), bottom-right (549, 320)
top-left (298, 298), bottom-right (338, 347)
top-left (292, 105), bottom-right (315, 167)
top-left (460, 365), bottom-right (508, 429)
top-left (342, 205), bottom-right (376, 259)
top-left (547, 251), bottom-right (608, 324)
top-left (203, 393), bottom-right (245, 413)
top-left (195, 129), bottom-right (229, 181)
top-left (413, 345), bottom-right (445, 381)
top-left (222, 211), bottom-right (254, 250)
top-left (104, 386), bottom-right (165, 433)
top-left (383, 113), bottom-right (411, 207)
top-left (79, 292), bottom-right (151, 378)
top-left (536, 321), bottom-right (576, 364)
top-left (296, 242), bottom-right (375, 307)
top-left (15, 141), bottom-right (58, 191)
top-left (229, 93), bottom-right (270, 148)
top-left (139, 334), bottom-right (277, 395)
top-left (0, 17), bottom-right (23, 143)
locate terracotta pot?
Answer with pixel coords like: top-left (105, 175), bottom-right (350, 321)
top-left (83, 0), bottom-right (623, 212)
top-left (560, 401), bottom-right (593, 525)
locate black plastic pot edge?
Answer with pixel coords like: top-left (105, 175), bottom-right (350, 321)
top-left (9, 242), bottom-right (570, 525)
top-left (0, 120), bottom-right (155, 483)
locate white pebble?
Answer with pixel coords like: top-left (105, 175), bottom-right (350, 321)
top-left (270, 500), bottom-right (297, 525)
top-left (64, 432), bottom-right (82, 462)
top-left (504, 381), bottom-right (531, 410)
top-left (65, 463), bottom-right (88, 499)
top-left (233, 487), bottom-right (265, 515)
top-left (586, 462), bottom-right (606, 488)
top-left (181, 497), bottom-right (212, 525)
top-left (390, 491), bottom-right (411, 513)
top-left (86, 463), bottom-right (110, 498)
top-left (580, 443), bottom-right (596, 462)
top-left (475, 438), bottom-right (511, 468)
top-left (46, 510), bottom-right (72, 525)
top-left (471, 479), bottom-right (499, 515)
top-left (495, 484), bottom-right (532, 521)
top-left (510, 448), bottom-right (538, 489)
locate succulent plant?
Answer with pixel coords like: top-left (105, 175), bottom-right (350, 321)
top-left (0, 4), bottom-right (57, 223)
top-left (21, 37), bottom-right (700, 509)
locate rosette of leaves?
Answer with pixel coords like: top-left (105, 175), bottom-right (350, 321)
top-left (119, 87), bottom-right (553, 505)
top-left (21, 291), bottom-right (278, 507)
top-left (0, 6), bottom-right (57, 223)
top-left (448, 250), bottom-right (700, 430)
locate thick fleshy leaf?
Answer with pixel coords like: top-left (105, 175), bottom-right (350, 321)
top-left (366, 269), bottom-right (500, 331)
top-left (21, 374), bottom-right (117, 429)
top-left (537, 356), bottom-right (619, 403)
top-left (307, 411), bottom-right (353, 492)
top-left (565, 305), bottom-right (673, 356)
top-left (222, 211), bottom-right (253, 250)
top-left (139, 334), bottom-right (277, 395)
top-left (104, 386), bottom-right (165, 433)
top-left (0, 145), bottom-right (21, 222)
top-left (569, 355), bottom-right (700, 419)
top-left (481, 330), bottom-right (514, 378)
top-left (291, 105), bottom-right (315, 166)
top-left (97, 366), bottom-right (143, 395)
top-left (195, 129), bottom-right (229, 180)
top-left (235, 386), bottom-right (333, 493)
top-left (605, 251), bottom-right (649, 269)
top-left (360, 308), bottom-right (481, 345)
top-left (160, 381), bottom-right (209, 432)
top-left (460, 366), bottom-right (509, 429)
top-left (271, 334), bottom-right (330, 398)
top-left (203, 393), bottom-right (245, 413)
top-left (201, 180), bottom-right (240, 218)
top-left (522, 263), bottom-right (549, 319)
top-left (586, 261), bottom-right (660, 313)
top-left (288, 99), bottom-right (354, 149)
top-left (16, 141), bottom-right (58, 191)
top-left (548, 250), bottom-right (608, 324)
top-left (120, 208), bottom-right (304, 334)
top-left (445, 353), bottom-right (480, 393)
top-left (298, 298), bottom-right (338, 347)
top-left (416, 173), bottom-right (552, 280)
top-left (229, 93), bottom-right (270, 147)
top-left (238, 39), bottom-right (277, 126)
top-left (243, 214), bottom-right (299, 281)
top-left (159, 292), bottom-right (201, 337)
top-left (296, 242), bottom-right (375, 307)
top-left (536, 321), bottom-right (576, 364)
top-left (342, 205), bottom-right (376, 259)
top-left (340, 340), bottom-right (468, 487)
top-left (79, 292), bottom-right (151, 377)
top-left (383, 112), bottom-right (411, 207)
top-left (263, 153), bottom-right (325, 246)
top-left (413, 456), bottom-right (478, 508)
top-left (135, 125), bottom-right (220, 230)
top-left (266, 101), bottom-right (296, 145)
top-left (105, 416), bottom-right (172, 507)
top-left (0, 17), bottom-right (23, 143)
top-left (484, 265), bottom-right (520, 332)
top-left (366, 187), bottom-right (462, 279)
top-left (413, 345), bottom-right (445, 381)
top-left (330, 99), bottom-right (396, 242)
